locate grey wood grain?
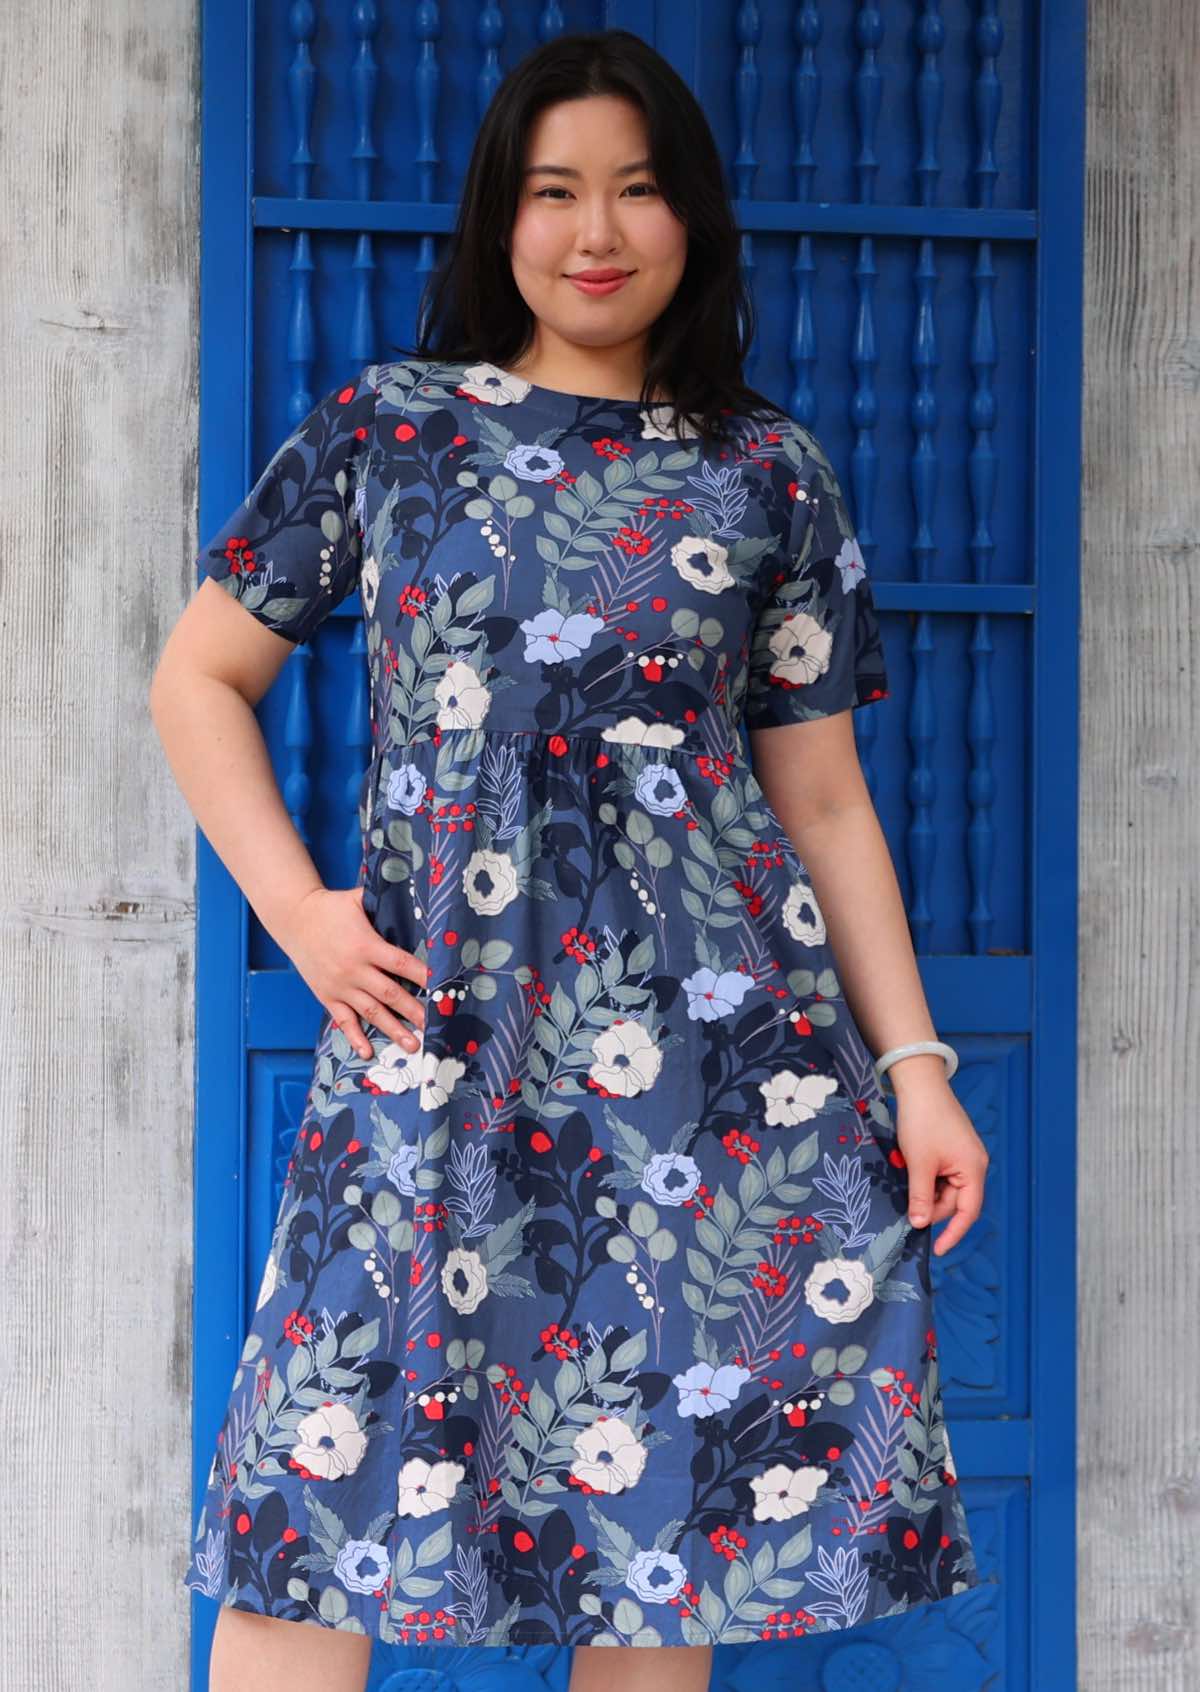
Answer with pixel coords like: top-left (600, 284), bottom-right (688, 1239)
top-left (0, 2), bottom-right (199, 1686)
top-left (1079, 5), bottom-right (1200, 1690)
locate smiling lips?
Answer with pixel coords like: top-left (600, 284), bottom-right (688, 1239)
top-left (566, 269), bottom-right (633, 296)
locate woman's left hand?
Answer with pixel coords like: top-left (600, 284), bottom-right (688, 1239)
top-left (893, 1083), bottom-right (990, 1256)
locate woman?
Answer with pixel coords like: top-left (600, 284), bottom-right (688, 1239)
top-left (153, 27), bottom-right (993, 1692)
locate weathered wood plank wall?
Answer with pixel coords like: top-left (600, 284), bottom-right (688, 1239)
top-left (0, 3), bottom-right (199, 1687)
top-left (0, 2), bottom-right (1195, 1689)
top-left (1078, 5), bottom-right (1200, 1690)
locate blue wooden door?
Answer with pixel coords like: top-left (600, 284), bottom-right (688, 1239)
top-left (190, 4), bottom-right (1085, 1689)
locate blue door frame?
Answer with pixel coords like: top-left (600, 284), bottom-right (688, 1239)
top-left (190, 5), bottom-right (1085, 1688)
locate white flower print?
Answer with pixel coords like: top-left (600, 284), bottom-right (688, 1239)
top-left (441, 1247), bottom-right (489, 1314)
top-left (680, 965), bottom-right (755, 1022)
top-left (634, 763), bottom-right (687, 816)
top-left (462, 847), bottom-right (520, 918)
top-left (254, 1248), bottom-right (279, 1311)
top-left (671, 1362), bottom-right (752, 1418)
top-left (396, 1456), bottom-right (465, 1517)
top-left (419, 1048), bottom-right (466, 1112)
top-left (670, 535), bottom-right (735, 595)
top-left (570, 1418), bottom-right (647, 1493)
top-left (458, 361), bottom-right (532, 406)
top-left (505, 442), bottom-right (565, 481)
top-left (520, 606), bottom-right (606, 664)
top-left (435, 658), bottom-right (491, 730)
top-left (367, 1040), bottom-right (423, 1095)
top-left (641, 1151), bottom-right (701, 1206)
top-left (781, 877), bottom-right (826, 946)
top-left (640, 403), bottom-right (701, 440)
top-left (588, 1019), bottom-right (663, 1097)
top-left (360, 552), bottom-right (380, 616)
top-left (767, 608), bottom-right (834, 690)
top-left (290, 1401), bottom-right (368, 1480)
top-left (599, 715), bottom-right (688, 748)
top-left (626, 1547), bottom-right (688, 1603)
top-left (803, 1255), bottom-right (876, 1324)
top-left (750, 1462), bottom-right (829, 1522)
top-left (760, 1068), bottom-right (840, 1126)
top-left (942, 1419), bottom-right (958, 1480)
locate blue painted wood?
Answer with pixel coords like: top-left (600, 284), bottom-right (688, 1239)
top-left (189, 0), bottom-right (254, 1684)
top-left (188, 3), bottom-right (255, 1692)
top-left (253, 192), bottom-right (1040, 237)
top-left (1028, 7), bottom-right (1085, 1692)
top-left (192, 3), bottom-right (1086, 1689)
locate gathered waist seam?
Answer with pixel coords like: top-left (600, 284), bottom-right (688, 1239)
top-left (381, 722), bottom-right (744, 762)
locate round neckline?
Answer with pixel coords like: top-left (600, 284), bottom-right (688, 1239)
top-left (487, 361), bottom-right (671, 414)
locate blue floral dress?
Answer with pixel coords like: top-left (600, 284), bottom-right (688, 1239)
top-left (184, 356), bottom-right (991, 1647)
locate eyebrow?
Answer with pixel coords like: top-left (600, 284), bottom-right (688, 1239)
top-left (522, 158), bottom-right (654, 179)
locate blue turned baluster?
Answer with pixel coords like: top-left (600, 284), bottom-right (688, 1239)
top-left (907, 0), bottom-right (945, 954)
top-left (967, 0), bottom-right (1003, 957)
top-left (349, 1), bottom-right (380, 367)
top-left (788, 1), bottom-right (821, 432)
top-left (412, 2), bottom-right (440, 311)
top-left (733, 1), bottom-right (762, 386)
top-left (848, 2), bottom-right (883, 806)
top-left (476, 2), bottom-right (506, 118)
top-left (285, 1), bottom-right (318, 430)
top-left (343, 1), bottom-right (380, 887)
top-left (275, 3), bottom-right (320, 866)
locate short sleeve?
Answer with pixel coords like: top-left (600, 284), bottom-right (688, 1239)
top-left (742, 441), bottom-right (889, 729)
top-left (197, 367), bottom-right (376, 645)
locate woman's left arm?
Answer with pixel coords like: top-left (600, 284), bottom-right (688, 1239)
top-left (749, 712), bottom-right (990, 1257)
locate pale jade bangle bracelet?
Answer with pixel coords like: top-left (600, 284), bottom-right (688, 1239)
top-left (873, 1038), bottom-right (959, 1094)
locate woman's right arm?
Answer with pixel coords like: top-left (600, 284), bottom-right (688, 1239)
top-left (148, 576), bottom-right (428, 1059)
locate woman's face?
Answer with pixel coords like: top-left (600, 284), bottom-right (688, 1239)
top-left (507, 95), bottom-right (687, 360)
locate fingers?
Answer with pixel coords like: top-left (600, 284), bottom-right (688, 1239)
top-left (360, 962), bottom-right (426, 1037)
top-left (926, 1184), bottom-right (960, 1222)
top-left (906, 1163), bottom-right (937, 1229)
top-left (324, 903), bottom-right (433, 1062)
top-left (906, 1157), bottom-right (983, 1249)
top-left (929, 1179), bottom-right (984, 1257)
top-left (348, 986), bottom-right (423, 1052)
top-left (330, 1008), bottom-right (372, 1060)
top-left (389, 943), bottom-right (431, 989)
top-left (333, 997), bottom-right (422, 1059)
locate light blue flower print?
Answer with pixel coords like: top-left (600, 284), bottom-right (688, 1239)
top-left (634, 763), bottom-right (687, 816)
top-left (680, 965), bottom-right (755, 1022)
top-left (641, 1151), bottom-right (702, 1206)
top-left (387, 764), bottom-right (425, 815)
top-left (672, 1361), bottom-right (753, 1418)
top-left (388, 1144), bottom-right (419, 1196)
top-left (625, 1547), bottom-right (688, 1603)
top-left (504, 442), bottom-right (565, 482)
top-left (519, 607), bottom-right (606, 664)
top-left (833, 533), bottom-right (868, 592)
top-left (335, 1539), bottom-right (390, 1594)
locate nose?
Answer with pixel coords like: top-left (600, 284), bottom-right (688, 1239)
top-left (575, 194), bottom-right (622, 256)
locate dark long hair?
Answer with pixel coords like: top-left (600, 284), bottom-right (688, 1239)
top-left (389, 29), bottom-right (788, 448)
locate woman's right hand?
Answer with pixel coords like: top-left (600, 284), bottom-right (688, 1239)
top-left (281, 885), bottom-right (430, 1060)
